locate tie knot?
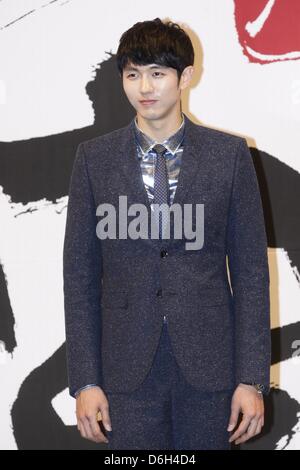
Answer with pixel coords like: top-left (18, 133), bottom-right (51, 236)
top-left (152, 144), bottom-right (167, 156)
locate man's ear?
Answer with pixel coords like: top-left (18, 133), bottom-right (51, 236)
top-left (180, 66), bottom-right (194, 91)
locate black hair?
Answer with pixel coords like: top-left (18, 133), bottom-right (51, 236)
top-left (116, 18), bottom-right (194, 82)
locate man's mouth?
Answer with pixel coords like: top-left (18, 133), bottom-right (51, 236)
top-left (139, 100), bottom-right (158, 105)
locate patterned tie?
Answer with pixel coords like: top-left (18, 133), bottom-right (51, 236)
top-left (152, 143), bottom-right (169, 238)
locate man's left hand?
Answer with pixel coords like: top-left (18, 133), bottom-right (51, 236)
top-left (227, 383), bottom-right (264, 445)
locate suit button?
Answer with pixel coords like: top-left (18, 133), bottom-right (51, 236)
top-left (156, 288), bottom-right (162, 297)
top-left (160, 250), bottom-right (168, 258)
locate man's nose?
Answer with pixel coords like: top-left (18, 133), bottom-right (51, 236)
top-left (140, 76), bottom-right (154, 93)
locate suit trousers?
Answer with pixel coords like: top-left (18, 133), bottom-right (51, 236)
top-left (104, 321), bottom-right (234, 450)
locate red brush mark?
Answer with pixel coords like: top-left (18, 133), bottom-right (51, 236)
top-left (234, 0), bottom-right (300, 64)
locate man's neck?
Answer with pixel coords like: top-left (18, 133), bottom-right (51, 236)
top-left (135, 112), bottom-right (184, 143)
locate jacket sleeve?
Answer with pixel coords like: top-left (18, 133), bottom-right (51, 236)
top-left (63, 142), bottom-right (103, 398)
top-left (226, 138), bottom-right (271, 395)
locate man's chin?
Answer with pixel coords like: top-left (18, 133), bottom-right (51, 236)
top-left (136, 109), bottom-right (161, 122)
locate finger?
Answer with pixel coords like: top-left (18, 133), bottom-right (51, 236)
top-left (254, 419), bottom-right (262, 437)
top-left (82, 417), bottom-right (96, 441)
top-left (227, 406), bottom-right (239, 432)
top-left (78, 420), bottom-right (87, 439)
top-left (229, 415), bottom-right (252, 442)
top-left (255, 416), bottom-right (263, 436)
top-left (89, 415), bottom-right (108, 444)
top-left (100, 405), bottom-right (112, 433)
top-left (235, 418), bottom-right (258, 444)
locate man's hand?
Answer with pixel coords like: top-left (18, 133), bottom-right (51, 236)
top-left (76, 386), bottom-right (112, 444)
top-left (227, 383), bottom-right (264, 445)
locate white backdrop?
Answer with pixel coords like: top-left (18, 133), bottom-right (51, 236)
top-left (0, 0), bottom-right (299, 450)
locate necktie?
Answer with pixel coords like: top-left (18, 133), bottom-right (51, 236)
top-left (152, 143), bottom-right (169, 238)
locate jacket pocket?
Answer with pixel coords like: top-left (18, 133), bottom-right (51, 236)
top-left (172, 286), bottom-right (232, 307)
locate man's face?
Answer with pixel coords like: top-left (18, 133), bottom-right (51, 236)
top-left (122, 62), bottom-right (190, 121)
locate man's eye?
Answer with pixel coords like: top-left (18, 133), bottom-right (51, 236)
top-left (126, 72), bottom-right (164, 78)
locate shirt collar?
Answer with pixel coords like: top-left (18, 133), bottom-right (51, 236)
top-left (134, 113), bottom-right (185, 156)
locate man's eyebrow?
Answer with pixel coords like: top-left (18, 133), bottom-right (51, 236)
top-left (124, 64), bottom-right (165, 71)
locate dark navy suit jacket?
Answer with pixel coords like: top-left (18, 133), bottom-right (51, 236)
top-left (63, 113), bottom-right (271, 398)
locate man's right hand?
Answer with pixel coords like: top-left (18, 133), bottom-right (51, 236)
top-left (76, 386), bottom-right (112, 444)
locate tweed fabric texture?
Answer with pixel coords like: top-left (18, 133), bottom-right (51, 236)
top-left (63, 112), bottom-right (271, 399)
top-left (105, 321), bottom-right (233, 450)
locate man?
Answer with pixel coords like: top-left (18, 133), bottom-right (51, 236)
top-left (63, 18), bottom-right (271, 450)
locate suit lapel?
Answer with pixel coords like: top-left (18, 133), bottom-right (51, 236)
top-left (171, 114), bottom-right (207, 207)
